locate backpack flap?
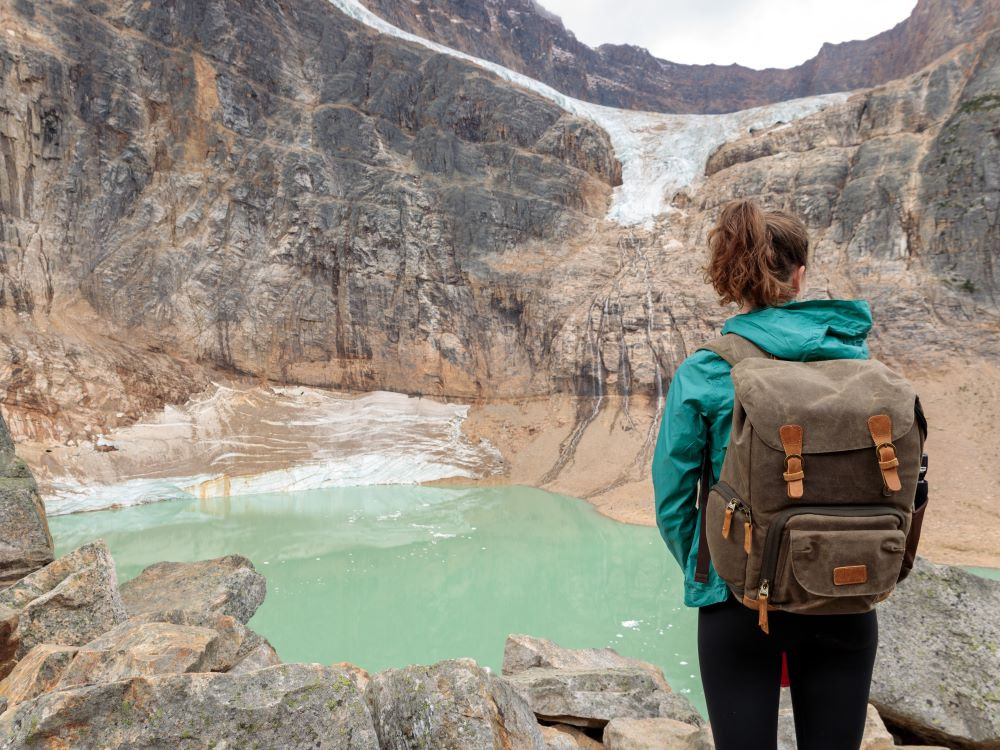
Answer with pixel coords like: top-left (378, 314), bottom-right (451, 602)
top-left (731, 358), bottom-right (917, 454)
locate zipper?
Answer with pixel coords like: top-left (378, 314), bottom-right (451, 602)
top-left (758, 580), bottom-right (770, 634)
top-left (755, 504), bottom-right (906, 597)
top-left (713, 482), bottom-right (752, 553)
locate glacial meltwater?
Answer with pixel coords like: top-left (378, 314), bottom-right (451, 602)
top-left (48, 485), bottom-right (705, 713)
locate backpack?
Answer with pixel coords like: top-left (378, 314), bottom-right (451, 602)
top-left (694, 333), bottom-right (928, 633)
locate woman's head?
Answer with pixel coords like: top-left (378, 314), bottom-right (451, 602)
top-left (706, 198), bottom-right (809, 310)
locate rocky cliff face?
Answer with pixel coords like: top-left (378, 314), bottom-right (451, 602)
top-left (356, 0), bottom-right (1000, 113)
top-left (0, 0), bottom-right (619, 442)
top-left (0, 0), bottom-right (997, 519)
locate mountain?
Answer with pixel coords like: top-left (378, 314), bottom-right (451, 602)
top-left (355, 0), bottom-right (1000, 113)
top-left (0, 0), bottom-right (997, 515)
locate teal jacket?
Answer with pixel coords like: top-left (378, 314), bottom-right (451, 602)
top-left (652, 299), bottom-right (873, 607)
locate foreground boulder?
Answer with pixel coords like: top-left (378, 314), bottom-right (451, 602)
top-left (502, 635), bottom-right (702, 731)
top-left (0, 416), bottom-right (53, 589)
top-left (0, 541), bottom-right (127, 675)
top-left (120, 554), bottom-right (266, 625)
top-left (365, 658), bottom-right (545, 750)
top-left (604, 717), bottom-right (713, 750)
top-left (0, 664), bottom-right (380, 749)
top-left (504, 666), bottom-right (702, 730)
top-left (504, 634), bottom-right (671, 691)
top-left (871, 557), bottom-right (1000, 748)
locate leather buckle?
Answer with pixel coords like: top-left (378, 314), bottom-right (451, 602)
top-left (783, 454), bottom-right (804, 470)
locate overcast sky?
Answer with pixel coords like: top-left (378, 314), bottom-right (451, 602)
top-left (536, 0), bottom-right (918, 70)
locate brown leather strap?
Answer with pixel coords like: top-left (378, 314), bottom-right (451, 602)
top-left (697, 333), bottom-right (773, 367)
top-left (694, 447), bottom-right (713, 583)
top-left (692, 332), bottom-right (773, 585)
top-left (778, 424), bottom-right (804, 499)
top-left (867, 415), bottom-right (902, 492)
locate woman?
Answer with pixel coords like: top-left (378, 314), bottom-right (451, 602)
top-left (652, 198), bottom-right (878, 750)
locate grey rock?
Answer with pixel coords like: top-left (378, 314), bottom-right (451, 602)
top-left (366, 658), bottom-right (546, 750)
top-left (503, 633), bottom-right (671, 691)
top-left (56, 621), bottom-right (224, 688)
top-left (120, 555), bottom-right (266, 625)
top-left (540, 723), bottom-right (604, 749)
top-left (0, 541), bottom-right (127, 675)
top-left (0, 412), bottom-right (53, 588)
top-left (604, 717), bottom-right (712, 750)
top-left (870, 557), bottom-right (1000, 748)
top-left (0, 663), bottom-right (380, 749)
top-left (504, 666), bottom-right (702, 729)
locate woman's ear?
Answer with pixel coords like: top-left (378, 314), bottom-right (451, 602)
top-left (792, 265), bottom-right (807, 294)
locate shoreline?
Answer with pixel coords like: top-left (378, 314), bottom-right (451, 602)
top-left (17, 359), bottom-right (1000, 569)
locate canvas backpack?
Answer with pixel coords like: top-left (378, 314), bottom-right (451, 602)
top-left (694, 333), bottom-right (928, 633)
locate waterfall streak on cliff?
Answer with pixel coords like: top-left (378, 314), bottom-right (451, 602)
top-left (327, 0), bottom-right (850, 225)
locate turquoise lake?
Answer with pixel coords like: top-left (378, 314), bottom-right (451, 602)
top-left (49, 485), bottom-right (705, 713)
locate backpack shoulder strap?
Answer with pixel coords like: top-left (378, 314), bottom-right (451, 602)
top-left (697, 332), bottom-right (773, 366)
top-left (692, 332), bottom-right (771, 585)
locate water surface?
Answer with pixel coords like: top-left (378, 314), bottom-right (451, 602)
top-left (50, 485), bottom-right (704, 712)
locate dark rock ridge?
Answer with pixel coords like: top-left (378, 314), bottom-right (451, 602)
top-left (356, 0), bottom-right (1000, 113)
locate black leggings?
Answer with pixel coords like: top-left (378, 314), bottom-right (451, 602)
top-left (698, 592), bottom-right (878, 750)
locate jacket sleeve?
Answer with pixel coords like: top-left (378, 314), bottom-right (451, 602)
top-left (652, 356), bottom-right (709, 571)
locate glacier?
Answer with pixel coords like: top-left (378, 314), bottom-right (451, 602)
top-left (327, 0), bottom-right (851, 226)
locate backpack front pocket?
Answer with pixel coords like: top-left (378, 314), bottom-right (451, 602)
top-left (756, 505), bottom-right (906, 609)
top-left (788, 529), bottom-right (905, 598)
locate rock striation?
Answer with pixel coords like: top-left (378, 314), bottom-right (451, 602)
top-left (356, 0), bottom-right (1000, 113)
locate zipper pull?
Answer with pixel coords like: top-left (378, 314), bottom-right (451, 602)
top-left (743, 521), bottom-right (752, 554)
top-left (758, 580), bottom-right (770, 634)
top-left (722, 500), bottom-right (736, 538)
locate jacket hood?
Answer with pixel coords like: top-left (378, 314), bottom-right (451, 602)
top-left (720, 299), bottom-right (872, 361)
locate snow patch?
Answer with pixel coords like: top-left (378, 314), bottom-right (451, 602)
top-left (43, 387), bottom-right (503, 515)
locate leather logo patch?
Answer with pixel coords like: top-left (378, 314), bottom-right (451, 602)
top-left (833, 565), bottom-right (868, 586)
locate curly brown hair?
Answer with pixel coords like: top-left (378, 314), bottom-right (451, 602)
top-left (706, 199), bottom-right (809, 309)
